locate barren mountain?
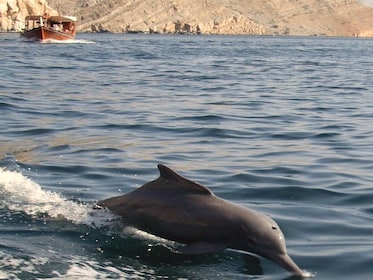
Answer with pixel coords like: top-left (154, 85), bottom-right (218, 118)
top-left (0, 0), bottom-right (56, 31)
top-left (2, 0), bottom-right (373, 36)
top-left (48, 0), bottom-right (373, 36)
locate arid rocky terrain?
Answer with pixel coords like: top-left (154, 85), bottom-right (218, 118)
top-left (0, 0), bottom-right (55, 31)
top-left (1, 0), bottom-right (373, 36)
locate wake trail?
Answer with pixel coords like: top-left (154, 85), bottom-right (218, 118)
top-left (0, 168), bottom-right (119, 228)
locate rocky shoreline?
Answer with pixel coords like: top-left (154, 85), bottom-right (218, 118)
top-left (1, 0), bottom-right (373, 36)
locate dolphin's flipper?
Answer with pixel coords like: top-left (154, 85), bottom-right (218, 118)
top-left (174, 242), bottom-right (227, 255)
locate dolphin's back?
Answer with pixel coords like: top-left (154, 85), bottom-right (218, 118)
top-left (99, 164), bottom-right (214, 216)
top-left (98, 165), bottom-right (247, 244)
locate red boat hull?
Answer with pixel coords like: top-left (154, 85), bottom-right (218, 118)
top-left (22, 26), bottom-right (76, 41)
top-left (21, 15), bottom-right (77, 42)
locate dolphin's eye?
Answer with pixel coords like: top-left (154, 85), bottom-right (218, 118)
top-left (271, 225), bottom-right (277, 230)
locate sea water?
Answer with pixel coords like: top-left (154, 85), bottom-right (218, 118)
top-left (1, 33), bottom-right (373, 279)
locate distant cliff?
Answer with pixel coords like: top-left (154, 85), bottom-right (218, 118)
top-left (47, 0), bottom-right (373, 36)
top-left (2, 0), bottom-right (373, 36)
top-left (0, 0), bottom-right (56, 31)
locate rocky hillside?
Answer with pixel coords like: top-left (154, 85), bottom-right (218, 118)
top-left (0, 0), bottom-right (56, 31)
top-left (2, 0), bottom-right (373, 36)
top-left (47, 0), bottom-right (373, 36)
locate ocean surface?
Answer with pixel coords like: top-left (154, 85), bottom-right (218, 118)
top-left (1, 32), bottom-right (373, 279)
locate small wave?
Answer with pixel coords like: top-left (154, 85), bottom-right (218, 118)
top-left (0, 168), bottom-right (118, 228)
top-left (0, 250), bottom-right (49, 279)
top-left (49, 257), bottom-right (143, 279)
top-left (0, 249), bottom-right (147, 279)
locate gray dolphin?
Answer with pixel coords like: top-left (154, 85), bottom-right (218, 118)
top-left (98, 164), bottom-right (308, 277)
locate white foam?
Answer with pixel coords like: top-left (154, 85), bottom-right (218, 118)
top-left (41, 38), bottom-right (95, 44)
top-left (49, 258), bottom-right (145, 279)
top-left (0, 168), bottom-right (118, 228)
top-left (301, 270), bottom-right (315, 278)
top-left (0, 271), bottom-right (9, 279)
top-left (0, 250), bottom-right (142, 279)
top-left (50, 260), bottom-right (108, 279)
top-left (0, 250), bottom-right (49, 278)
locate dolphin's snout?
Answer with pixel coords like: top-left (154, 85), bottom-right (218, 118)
top-left (275, 254), bottom-right (312, 278)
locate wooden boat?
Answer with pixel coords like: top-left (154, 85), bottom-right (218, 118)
top-left (21, 15), bottom-right (77, 41)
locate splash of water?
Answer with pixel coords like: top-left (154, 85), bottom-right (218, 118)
top-left (0, 168), bottom-right (158, 278)
top-left (0, 168), bottom-right (118, 227)
top-left (40, 38), bottom-right (96, 44)
top-left (0, 167), bottom-right (169, 244)
top-left (21, 38), bottom-right (95, 44)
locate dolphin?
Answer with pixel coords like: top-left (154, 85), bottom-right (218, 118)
top-left (98, 164), bottom-right (309, 277)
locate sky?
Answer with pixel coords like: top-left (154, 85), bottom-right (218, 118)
top-left (359, 0), bottom-right (373, 7)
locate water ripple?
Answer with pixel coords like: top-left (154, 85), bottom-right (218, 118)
top-left (1, 33), bottom-right (373, 279)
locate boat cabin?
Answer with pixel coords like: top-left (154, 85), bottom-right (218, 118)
top-left (24, 15), bottom-right (77, 34)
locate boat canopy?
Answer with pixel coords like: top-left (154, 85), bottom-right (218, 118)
top-left (25, 15), bottom-right (77, 23)
top-left (48, 16), bottom-right (77, 23)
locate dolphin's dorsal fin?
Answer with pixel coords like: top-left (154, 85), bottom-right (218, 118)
top-left (157, 164), bottom-right (213, 195)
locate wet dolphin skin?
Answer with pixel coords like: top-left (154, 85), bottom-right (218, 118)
top-left (98, 164), bottom-right (309, 277)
